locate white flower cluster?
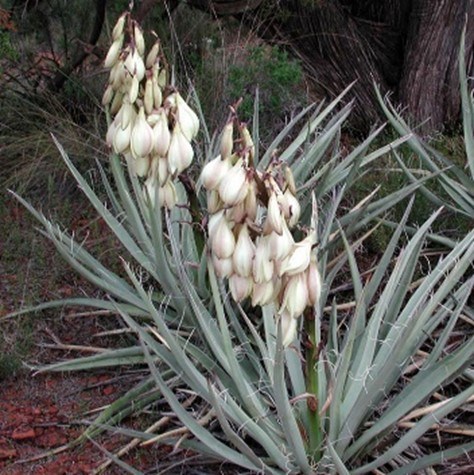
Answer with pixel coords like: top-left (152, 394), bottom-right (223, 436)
top-left (102, 13), bottom-right (200, 209)
top-left (201, 118), bottom-right (322, 346)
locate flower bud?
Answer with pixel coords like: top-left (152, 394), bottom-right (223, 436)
top-left (280, 310), bottom-right (297, 347)
top-left (265, 192), bottom-right (284, 235)
top-left (207, 190), bottom-right (222, 214)
top-left (159, 180), bottom-right (178, 209)
top-left (146, 41), bottom-right (160, 68)
top-left (251, 280), bottom-right (275, 307)
top-left (306, 259), bottom-right (322, 307)
top-left (157, 156), bottom-right (169, 186)
top-left (104, 37), bottom-right (123, 68)
top-left (212, 254), bottom-right (233, 279)
top-left (229, 274), bottom-right (253, 302)
top-left (113, 120), bottom-right (132, 154)
top-left (220, 120), bottom-right (234, 159)
top-left (102, 84), bottom-right (114, 106)
top-left (124, 48), bottom-right (145, 81)
top-left (153, 79), bottom-right (163, 109)
top-left (152, 109), bottom-right (171, 157)
top-left (144, 77), bottom-right (154, 114)
top-left (133, 23), bottom-right (146, 57)
top-left (110, 90), bottom-right (124, 114)
top-left (133, 156), bottom-right (150, 177)
top-left (268, 220), bottom-right (294, 261)
top-left (211, 217), bottom-right (235, 259)
top-left (284, 165), bottom-right (297, 196)
top-left (227, 201), bottom-right (246, 223)
top-left (280, 273), bottom-right (308, 319)
top-left (244, 182), bottom-right (258, 221)
top-left (200, 155), bottom-right (231, 191)
top-left (282, 189), bottom-right (301, 228)
top-left (144, 175), bottom-right (158, 206)
top-left (130, 107), bottom-right (154, 159)
top-left (279, 235), bottom-right (312, 277)
top-left (157, 68), bottom-right (167, 89)
top-left (240, 125), bottom-right (254, 162)
top-left (218, 159), bottom-right (248, 206)
top-left (253, 236), bottom-right (274, 283)
top-left (167, 122), bottom-right (194, 175)
top-left (175, 93), bottom-right (200, 141)
top-left (129, 75), bottom-right (140, 103)
top-left (105, 122), bottom-right (116, 148)
top-left (232, 224), bottom-right (255, 277)
top-left (112, 13), bottom-right (127, 42)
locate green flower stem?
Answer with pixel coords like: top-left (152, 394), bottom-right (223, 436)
top-left (304, 307), bottom-right (322, 463)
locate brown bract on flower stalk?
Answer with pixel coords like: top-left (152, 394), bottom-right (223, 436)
top-left (102, 12), bottom-right (199, 210)
top-left (201, 114), bottom-right (322, 346)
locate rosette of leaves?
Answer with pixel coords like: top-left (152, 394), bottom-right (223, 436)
top-left (8, 17), bottom-right (473, 475)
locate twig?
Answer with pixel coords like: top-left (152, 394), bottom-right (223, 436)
top-left (93, 395), bottom-right (197, 474)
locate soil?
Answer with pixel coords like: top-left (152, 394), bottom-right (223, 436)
top-left (0, 195), bottom-right (177, 474)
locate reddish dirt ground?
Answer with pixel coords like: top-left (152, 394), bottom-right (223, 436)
top-left (0, 371), bottom-right (125, 474)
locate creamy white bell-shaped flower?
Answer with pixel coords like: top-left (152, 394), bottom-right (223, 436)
top-left (251, 280), bottom-right (275, 307)
top-left (207, 210), bottom-right (225, 242)
top-left (229, 274), bottom-right (253, 302)
top-left (212, 254), bottom-right (233, 279)
top-left (207, 190), bottom-right (222, 214)
top-left (157, 156), bottom-right (169, 186)
top-left (130, 107), bottom-right (154, 159)
top-left (306, 259), bottom-right (322, 307)
top-left (268, 220), bottom-right (294, 261)
top-left (200, 155), bottom-right (232, 191)
top-left (134, 156), bottom-right (150, 177)
top-left (280, 188), bottom-right (301, 228)
top-left (167, 122), bottom-right (194, 176)
top-left (265, 192), bottom-right (284, 235)
top-left (211, 217), bottom-right (236, 259)
top-left (144, 174), bottom-right (158, 206)
top-left (232, 224), bottom-right (255, 277)
top-left (175, 92), bottom-right (200, 141)
top-left (124, 48), bottom-right (145, 81)
top-left (280, 310), bottom-right (298, 347)
top-left (227, 201), bottom-right (246, 224)
top-left (244, 182), bottom-right (258, 221)
top-left (113, 120), bottom-right (132, 154)
top-left (280, 273), bottom-right (308, 319)
top-left (253, 236), bottom-right (274, 283)
top-left (152, 109), bottom-right (171, 157)
top-left (159, 180), bottom-right (178, 209)
top-left (279, 234), bottom-right (313, 277)
top-left (218, 159), bottom-right (248, 206)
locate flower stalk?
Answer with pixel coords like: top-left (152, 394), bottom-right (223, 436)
top-left (304, 307), bottom-right (323, 463)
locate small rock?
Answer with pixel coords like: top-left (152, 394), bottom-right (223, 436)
top-left (0, 446), bottom-right (17, 460)
top-left (11, 427), bottom-right (35, 440)
top-left (102, 385), bottom-right (115, 396)
top-left (36, 431), bottom-right (68, 448)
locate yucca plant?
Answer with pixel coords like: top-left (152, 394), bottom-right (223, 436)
top-left (10, 12), bottom-right (474, 474)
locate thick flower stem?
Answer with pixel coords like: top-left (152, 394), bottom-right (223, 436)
top-left (304, 308), bottom-right (322, 463)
